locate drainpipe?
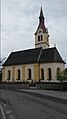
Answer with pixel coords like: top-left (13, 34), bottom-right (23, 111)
top-left (38, 63), bottom-right (40, 81)
top-left (37, 48), bottom-right (42, 81)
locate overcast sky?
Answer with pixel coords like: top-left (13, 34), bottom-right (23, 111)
top-left (1, 0), bottom-right (67, 67)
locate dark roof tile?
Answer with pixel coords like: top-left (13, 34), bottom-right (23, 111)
top-left (3, 48), bottom-right (42, 66)
top-left (3, 47), bottom-right (65, 66)
top-left (39, 47), bottom-right (65, 63)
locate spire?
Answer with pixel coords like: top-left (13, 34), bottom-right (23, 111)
top-left (35, 6), bottom-right (49, 35)
top-left (34, 7), bottom-right (50, 49)
top-left (39, 6), bottom-right (44, 18)
top-left (39, 6), bottom-right (44, 25)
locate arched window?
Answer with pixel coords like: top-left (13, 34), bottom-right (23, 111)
top-left (38, 36), bottom-right (40, 41)
top-left (28, 69), bottom-right (31, 79)
top-left (38, 35), bottom-right (43, 41)
top-left (48, 68), bottom-right (52, 79)
top-left (57, 67), bottom-right (61, 74)
top-left (41, 68), bottom-right (44, 80)
top-left (18, 69), bottom-right (20, 80)
top-left (41, 35), bottom-right (43, 41)
top-left (8, 70), bottom-right (11, 80)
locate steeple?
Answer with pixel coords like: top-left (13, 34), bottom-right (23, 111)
top-left (39, 6), bottom-right (44, 17)
top-left (39, 6), bottom-right (44, 26)
top-left (34, 7), bottom-right (50, 49)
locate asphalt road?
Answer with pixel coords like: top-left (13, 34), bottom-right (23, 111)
top-left (0, 89), bottom-right (67, 119)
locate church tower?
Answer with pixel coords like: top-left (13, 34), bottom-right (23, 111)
top-left (35, 7), bottom-right (50, 49)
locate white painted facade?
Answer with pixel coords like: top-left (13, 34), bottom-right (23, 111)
top-left (35, 28), bottom-right (49, 49)
top-left (3, 62), bottom-right (65, 82)
top-left (25, 64), bottom-right (34, 81)
top-left (40, 63), bottom-right (65, 82)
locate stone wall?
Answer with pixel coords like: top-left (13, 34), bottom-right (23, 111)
top-left (35, 82), bottom-right (67, 90)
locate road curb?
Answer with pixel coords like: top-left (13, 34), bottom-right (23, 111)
top-left (16, 89), bottom-right (67, 105)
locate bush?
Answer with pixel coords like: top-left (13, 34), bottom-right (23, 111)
top-left (56, 69), bottom-right (67, 82)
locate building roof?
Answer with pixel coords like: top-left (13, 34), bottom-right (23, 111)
top-left (3, 47), bottom-right (65, 66)
top-left (39, 47), bottom-right (65, 63)
top-left (35, 7), bottom-right (48, 35)
top-left (39, 6), bottom-right (44, 18)
top-left (3, 48), bottom-right (41, 66)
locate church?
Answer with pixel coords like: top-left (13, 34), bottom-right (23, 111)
top-left (2, 7), bottom-right (65, 82)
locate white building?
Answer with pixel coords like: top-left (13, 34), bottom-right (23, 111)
top-left (2, 7), bottom-right (65, 82)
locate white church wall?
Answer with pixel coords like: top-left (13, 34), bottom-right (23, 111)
top-left (4, 62), bottom-right (65, 82)
top-left (5, 66), bottom-right (12, 82)
top-left (40, 62), bottom-right (65, 82)
top-left (25, 64), bottom-right (34, 81)
top-left (15, 65), bottom-right (22, 82)
top-left (54, 63), bottom-right (65, 78)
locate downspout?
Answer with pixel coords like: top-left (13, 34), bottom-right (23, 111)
top-left (37, 48), bottom-right (43, 81)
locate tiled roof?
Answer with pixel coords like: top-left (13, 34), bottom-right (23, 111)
top-left (3, 47), bottom-right (65, 66)
top-left (35, 25), bottom-right (48, 35)
top-left (3, 48), bottom-right (42, 66)
top-left (39, 47), bottom-right (65, 63)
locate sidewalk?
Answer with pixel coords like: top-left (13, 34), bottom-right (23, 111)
top-left (18, 89), bottom-right (67, 100)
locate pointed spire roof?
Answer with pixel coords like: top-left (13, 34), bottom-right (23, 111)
top-left (35, 6), bottom-right (48, 35)
top-left (39, 6), bottom-right (44, 18)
